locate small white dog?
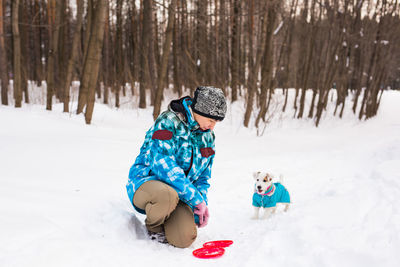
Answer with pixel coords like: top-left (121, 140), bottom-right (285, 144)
top-left (252, 171), bottom-right (291, 219)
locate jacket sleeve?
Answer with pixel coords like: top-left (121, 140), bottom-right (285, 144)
top-left (148, 117), bottom-right (204, 207)
top-left (192, 156), bottom-right (213, 205)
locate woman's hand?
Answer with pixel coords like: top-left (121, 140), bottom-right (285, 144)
top-left (194, 201), bottom-right (209, 227)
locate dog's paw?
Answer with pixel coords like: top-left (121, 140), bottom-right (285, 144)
top-left (284, 204), bottom-right (290, 212)
top-left (251, 215), bottom-right (259, 220)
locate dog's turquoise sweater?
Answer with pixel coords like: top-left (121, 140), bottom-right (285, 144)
top-left (252, 183), bottom-right (290, 208)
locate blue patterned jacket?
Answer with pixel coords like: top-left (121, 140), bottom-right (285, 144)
top-left (126, 97), bottom-right (215, 213)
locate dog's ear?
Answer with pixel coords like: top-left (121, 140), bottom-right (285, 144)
top-left (253, 171), bottom-right (260, 179)
top-left (266, 173), bottom-right (274, 181)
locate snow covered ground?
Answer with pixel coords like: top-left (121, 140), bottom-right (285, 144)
top-left (1, 88), bottom-right (399, 267)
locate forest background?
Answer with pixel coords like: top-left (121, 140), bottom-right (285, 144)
top-left (0, 0), bottom-right (399, 127)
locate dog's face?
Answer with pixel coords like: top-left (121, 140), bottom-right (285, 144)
top-left (253, 172), bottom-right (273, 194)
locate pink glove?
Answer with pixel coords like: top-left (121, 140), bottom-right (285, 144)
top-left (194, 201), bottom-right (209, 228)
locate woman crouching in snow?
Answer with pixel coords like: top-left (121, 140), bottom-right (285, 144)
top-left (126, 86), bottom-right (227, 248)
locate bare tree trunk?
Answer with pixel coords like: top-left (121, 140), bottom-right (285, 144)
top-left (172, 7), bottom-right (181, 96)
top-left (365, 10), bottom-right (391, 119)
top-left (128, 1), bottom-right (138, 84)
top-left (46, 0), bottom-right (62, 110)
top-left (243, 52), bottom-right (264, 127)
top-left (359, 3), bottom-right (386, 120)
top-left (153, 4), bottom-right (160, 77)
top-left (206, 0), bottom-right (215, 85)
top-left (332, 1), bottom-right (351, 118)
top-left (83, 0), bottom-right (107, 124)
top-left (33, 0), bottom-right (43, 86)
top-left (282, 0), bottom-right (298, 112)
top-left (230, 0), bottom-right (240, 102)
top-left (216, 0), bottom-right (229, 91)
top-left (82, 0), bottom-right (93, 66)
top-left (255, 0), bottom-right (278, 127)
top-left (19, 0), bottom-right (29, 104)
top-left (115, 0), bottom-right (123, 108)
top-left (12, 0), bottom-right (22, 107)
top-left (103, 83), bottom-right (109, 104)
top-left (148, 1), bottom-right (157, 105)
top-left (0, 0), bottom-right (9, 105)
top-left (196, 0), bottom-right (207, 84)
top-left (358, 38), bottom-right (378, 119)
top-left (247, 0), bottom-right (254, 79)
top-left (139, 0), bottom-right (152, 108)
top-left (102, 1), bottom-right (110, 104)
top-left (244, 4), bottom-right (267, 127)
top-left (238, 8), bottom-right (245, 89)
top-left (298, 0), bottom-right (317, 119)
top-left (96, 78), bottom-right (101, 99)
top-left (57, 0), bottom-right (68, 100)
top-left (153, 0), bottom-right (176, 120)
top-left (63, 0), bottom-right (84, 112)
top-left (351, 1), bottom-right (364, 114)
top-left (315, 2), bottom-right (342, 127)
top-left (77, 0), bottom-right (94, 113)
top-left (308, 1), bottom-right (323, 118)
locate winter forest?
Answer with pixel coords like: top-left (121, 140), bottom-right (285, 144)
top-left (1, 0), bottom-right (399, 126)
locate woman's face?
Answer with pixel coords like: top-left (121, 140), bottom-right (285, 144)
top-left (193, 112), bottom-right (218, 131)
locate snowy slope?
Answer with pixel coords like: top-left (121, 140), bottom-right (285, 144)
top-left (0, 89), bottom-right (399, 267)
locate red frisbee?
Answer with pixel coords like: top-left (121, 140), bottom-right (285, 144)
top-left (192, 247), bottom-right (225, 259)
top-left (203, 240), bottom-right (233, 248)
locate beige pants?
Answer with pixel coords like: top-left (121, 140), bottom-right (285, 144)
top-left (133, 180), bottom-right (197, 248)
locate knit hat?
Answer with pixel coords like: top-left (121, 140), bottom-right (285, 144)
top-left (192, 86), bottom-right (227, 121)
